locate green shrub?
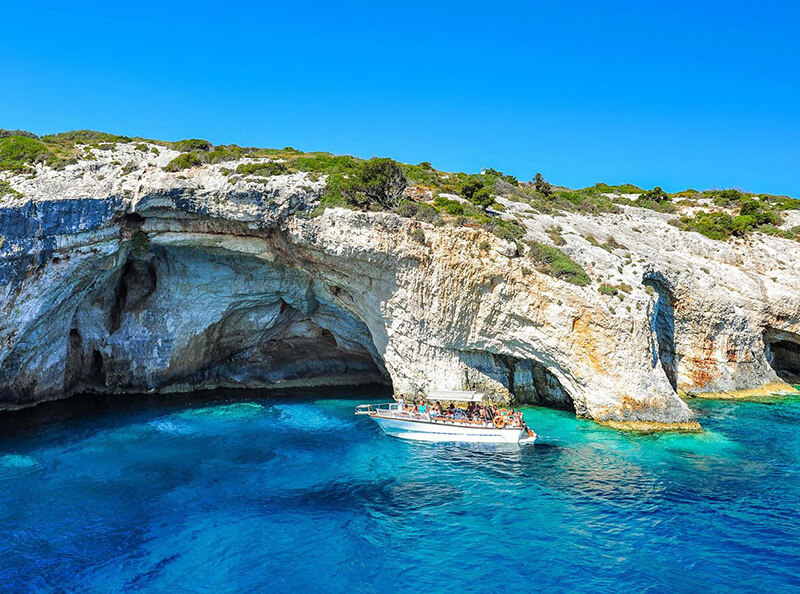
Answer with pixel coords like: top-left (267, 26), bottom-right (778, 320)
top-left (0, 129), bottom-right (38, 139)
top-left (433, 196), bottom-right (492, 224)
top-left (633, 198), bottom-right (677, 213)
top-left (202, 145), bottom-right (245, 164)
top-left (435, 195), bottom-right (466, 215)
top-left (676, 197), bottom-right (784, 240)
top-left (490, 219), bottom-right (525, 243)
top-left (638, 186), bottom-right (669, 203)
top-left (0, 136), bottom-right (52, 172)
top-left (707, 188), bottom-right (745, 207)
top-left (357, 158), bottom-right (408, 208)
top-left (483, 168), bottom-right (518, 186)
top-left (164, 152), bottom-right (204, 171)
top-left (308, 181), bottom-right (356, 216)
top-left (683, 211), bottom-right (735, 240)
top-left (236, 161), bottom-right (290, 177)
top-left (172, 138), bottom-right (213, 152)
top-left (292, 153), bottom-right (362, 176)
top-left (534, 172), bottom-right (553, 196)
top-left (460, 174), bottom-right (494, 208)
top-left (739, 199), bottom-right (780, 225)
top-left (731, 214), bottom-right (757, 236)
top-left (42, 130), bottom-right (130, 144)
top-left (402, 162), bottom-right (443, 187)
top-left (525, 241), bottom-right (590, 286)
top-left (593, 182), bottom-right (644, 194)
top-left (318, 158), bottom-right (407, 210)
top-left (395, 200), bottom-right (419, 218)
top-left (551, 187), bottom-right (618, 214)
top-left (396, 200), bottom-right (443, 225)
top-left (0, 180), bottom-right (22, 199)
top-left (164, 145), bottom-right (244, 172)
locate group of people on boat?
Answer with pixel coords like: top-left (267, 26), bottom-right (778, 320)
top-left (400, 399), bottom-right (526, 428)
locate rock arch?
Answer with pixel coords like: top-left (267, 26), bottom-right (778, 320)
top-left (58, 239), bottom-right (392, 397)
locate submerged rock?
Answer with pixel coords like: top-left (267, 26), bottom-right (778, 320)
top-left (0, 142), bottom-right (798, 429)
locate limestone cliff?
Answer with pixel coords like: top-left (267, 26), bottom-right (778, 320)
top-left (1, 139), bottom-right (798, 429)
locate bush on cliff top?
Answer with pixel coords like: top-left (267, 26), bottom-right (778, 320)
top-left (674, 195), bottom-right (785, 240)
top-left (164, 145), bottom-right (247, 171)
top-left (321, 158), bottom-right (408, 210)
top-left (0, 129), bottom-right (38, 139)
top-left (0, 136), bottom-right (53, 172)
top-left (172, 138), bottom-right (213, 152)
top-left (235, 161), bottom-right (290, 177)
top-left (42, 130), bottom-right (131, 145)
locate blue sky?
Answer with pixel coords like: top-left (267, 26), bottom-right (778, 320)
top-left (3, 0), bottom-right (798, 195)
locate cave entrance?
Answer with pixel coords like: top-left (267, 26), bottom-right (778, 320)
top-left (65, 244), bottom-right (393, 397)
top-left (645, 277), bottom-right (678, 391)
top-left (496, 355), bottom-right (576, 412)
top-left (764, 330), bottom-right (800, 383)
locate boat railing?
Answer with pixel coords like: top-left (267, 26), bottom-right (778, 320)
top-left (354, 402), bottom-right (403, 416)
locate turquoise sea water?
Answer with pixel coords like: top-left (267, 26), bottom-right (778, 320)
top-left (0, 389), bottom-right (798, 593)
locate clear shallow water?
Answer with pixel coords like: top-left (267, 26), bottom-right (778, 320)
top-left (0, 390), bottom-right (799, 593)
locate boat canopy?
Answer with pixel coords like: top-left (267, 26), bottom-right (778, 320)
top-left (426, 390), bottom-right (486, 402)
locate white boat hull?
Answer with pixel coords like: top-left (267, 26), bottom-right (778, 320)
top-left (369, 415), bottom-right (535, 444)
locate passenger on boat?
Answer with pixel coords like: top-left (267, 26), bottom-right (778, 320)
top-left (419, 402), bottom-right (427, 414)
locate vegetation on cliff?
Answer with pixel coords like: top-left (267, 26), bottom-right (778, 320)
top-left (0, 180), bottom-right (22, 200)
top-left (671, 189), bottom-right (799, 240)
top-left (3, 128), bottom-right (799, 252)
top-left (524, 241), bottom-right (590, 286)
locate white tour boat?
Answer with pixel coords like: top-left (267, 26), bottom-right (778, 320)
top-left (355, 390), bottom-right (536, 444)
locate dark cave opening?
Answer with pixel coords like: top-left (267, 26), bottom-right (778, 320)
top-left (65, 245), bottom-right (392, 396)
top-left (495, 354), bottom-right (575, 412)
top-left (645, 277), bottom-right (678, 392)
top-left (764, 331), bottom-right (800, 383)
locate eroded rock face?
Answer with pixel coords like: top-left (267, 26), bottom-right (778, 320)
top-left (0, 145), bottom-right (798, 428)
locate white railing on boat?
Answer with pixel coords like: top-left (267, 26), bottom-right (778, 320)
top-left (355, 403), bottom-right (403, 415)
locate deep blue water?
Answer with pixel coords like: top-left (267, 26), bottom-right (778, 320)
top-left (0, 389), bottom-right (799, 593)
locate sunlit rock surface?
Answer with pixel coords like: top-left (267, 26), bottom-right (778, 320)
top-left (1, 144), bottom-right (799, 429)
